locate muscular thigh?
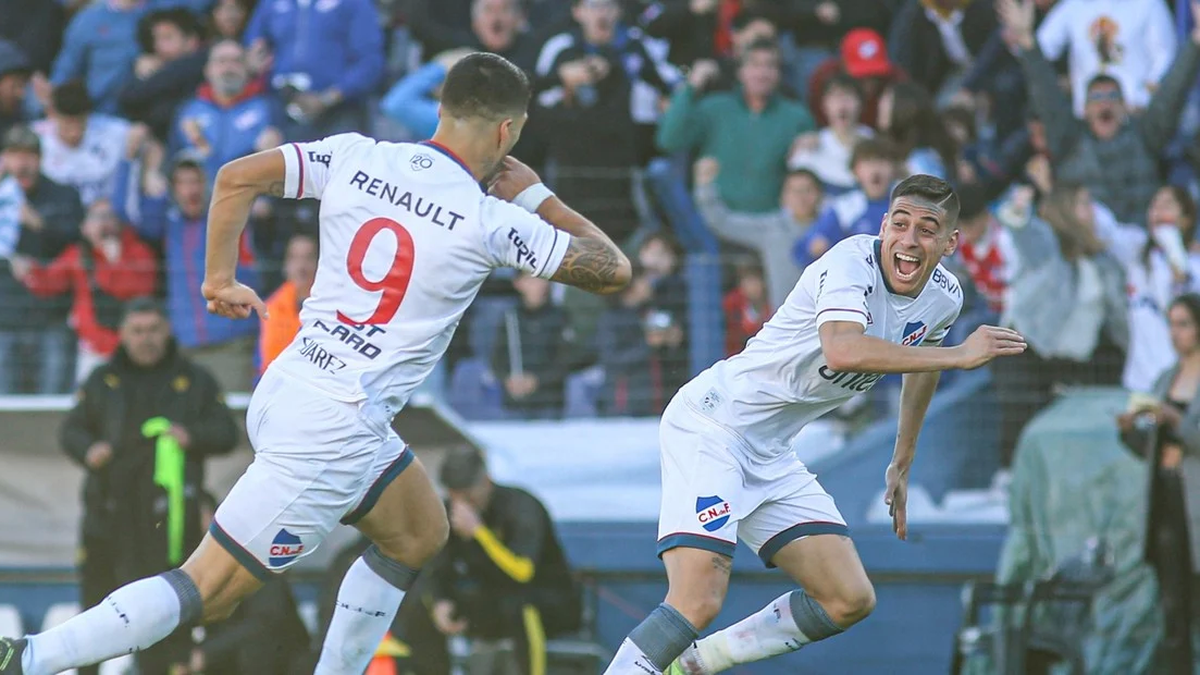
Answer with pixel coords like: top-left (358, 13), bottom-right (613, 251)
top-left (771, 534), bottom-right (870, 604)
top-left (354, 455), bottom-right (448, 568)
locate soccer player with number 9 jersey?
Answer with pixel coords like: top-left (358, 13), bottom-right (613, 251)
top-left (0, 53), bottom-right (631, 675)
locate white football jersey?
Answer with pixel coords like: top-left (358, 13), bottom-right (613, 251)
top-left (269, 133), bottom-right (571, 426)
top-left (34, 114), bottom-right (130, 206)
top-left (679, 234), bottom-right (963, 459)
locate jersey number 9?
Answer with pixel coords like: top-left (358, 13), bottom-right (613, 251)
top-left (335, 217), bottom-right (415, 325)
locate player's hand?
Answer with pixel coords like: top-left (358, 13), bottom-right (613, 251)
top-left (85, 442), bottom-right (113, 470)
top-left (201, 280), bottom-right (268, 320)
top-left (955, 325), bottom-right (1027, 370)
top-left (432, 600), bottom-right (468, 636)
top-left (487, 156), bottom-right (543, 203)
top-left (449, 498), bottom-right (483, 539)
top-left (884, 463), bottom-right (909, 541)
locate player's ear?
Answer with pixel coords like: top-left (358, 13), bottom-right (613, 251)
top-left (497, 117), bottom-right (513, 150)
top-left (943, 229), bottom-right (960, 257)
top-left (878, 212), bottom-right (889, 236)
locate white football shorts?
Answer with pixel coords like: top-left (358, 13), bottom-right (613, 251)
top-left (656, 393), bottom-right (849, 567)
top-left (210, 367), bottom-right (412, 579)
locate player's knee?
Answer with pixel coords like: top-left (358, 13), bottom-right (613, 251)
top-left (373, 510), bottom-right (448, 568)
top-left (824, 581), bottom-right (876, 627)
top-left (665, 587), bottom-right (724, 631)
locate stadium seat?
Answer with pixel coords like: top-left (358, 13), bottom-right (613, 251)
top-left (40, 602), bottom-right (79, 631)
top-left (0, 605), bottom-right (20, 638)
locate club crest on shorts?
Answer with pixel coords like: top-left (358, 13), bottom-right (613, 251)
top-left (268, 528), bottom-right (305, 567)
top-left (696, 495), bottom-right (731, 532)
top-left (901, 321), bottom-right (928, 347)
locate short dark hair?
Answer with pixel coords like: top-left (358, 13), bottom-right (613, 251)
top-left (52, 80), bottom-right (91, 117)
top-left (739, 37), bottom-right (779, 65)
top-left (890, 174), bottom-right (960, 228)
top-left (785, 167), bottom-right (821, 186)
top-left (170, 151), bottom-right (207, 180)
top-left (1170, 293), bottom-right (1200, 333)
top-left (1086, 73), bottom-right (1123, 96)
top-left (139, 8), bottom-right (203, 54)
top-left (121, 296), bottom-right (167, 323)
top-left (955, 183), bottom-right (990, 222)
top-left (440, 446), bottom-right (488, 490)
top-left (440, 52), bottom-right (530, 121)
top-left (822, 71), bottom-right (862, 100)
top-left (850, 137), bottom-right (899, 167)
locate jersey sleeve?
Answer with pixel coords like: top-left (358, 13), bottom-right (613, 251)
top-left (279, 133), bottom-right (371, 201)
top-left (810, 242), bottom-right (875, 329)
top-left (480, 196), bottom-right (572, 279)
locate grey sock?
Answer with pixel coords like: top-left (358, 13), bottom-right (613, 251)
top-left (789, 590), bottom-right (842, 642)
top-left (363, 545), bottom-right (420, 591)
top-left (161, 569), bottom-right (203, 625)
top-left (628, 603), bottom-right (699, 671)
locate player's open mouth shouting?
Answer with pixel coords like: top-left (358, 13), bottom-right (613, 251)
top-left (879, 194), bottom-right (958, 297)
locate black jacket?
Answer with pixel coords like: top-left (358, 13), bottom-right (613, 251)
top-left (889, 0), bottom-right (999, 96)
top-left (60, 340), bottom-right (238, 576)
top-left (0, 2), bottom-right (64, 74)
top-left (118, 50), bottom-right (208, 141)
top-left (491, 302), bottom-right (569, 415)
top-left (431, 485), bottom-right (581, 638)
top-left (0, 175), bottom-right (83, 329)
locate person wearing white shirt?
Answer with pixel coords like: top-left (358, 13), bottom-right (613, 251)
top-left (33, 80), bottom-right (130, 206)
top-left (789, 72), bottom-right (874, 195)
top-left (1037, 0), bottom-right (1176, 116)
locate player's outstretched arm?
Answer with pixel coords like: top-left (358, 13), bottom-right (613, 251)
top-left (819, 322), bottom-right (1027, 374)
top-left (201, 149), bottom-right (282, 319)
top-left (490, 156), bottom-right (631, 294)
top-left (885, 369), bottom-right (941, 541)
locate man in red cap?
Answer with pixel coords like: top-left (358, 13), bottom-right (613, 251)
top-left (808, 28), bottom-right (906, 129)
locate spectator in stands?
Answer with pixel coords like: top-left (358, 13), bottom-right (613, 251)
top-left (596, 267), bottom-right (657, 416)
top-left (172, 39), bottom-right (282, 182)
top-left (1118, 293), bottom-right (1200, 674)
top-left (808, 28), bottom-right (906, 129)
top-left (0, 41), bottom-right (31, 141)
top-left (1037, 0), bottom-right (1176, 117)
top-left (534, 0), bottom-right (678, 243)
top-left (114, 146), bottom-right (259, 394)
top-left (794, 137), bottom-right (898, 267)
top-left (0, 1), bottom-right (63, 76)
top-left (430, 446), bottom-right (582, 674)
top-left (952, 183), bottom-right (1012, 322)
top-left (722, 260), bottom-right (770, 356)
top-left (11, 198), bottom-right (158, 385)
top-left (409, 0), bottom-right (541, 71)
top-left (119, 8), bottom-right (208, 142)
top-left (260, 233), bottom-right (316, 375)
top-left (244, 0), bottom-right (384, 141)
top-left (0, 125), bottom-right (84, 395)
top-left (209, 0), bottom-right (254, 41)
top-left (877, 81), bottom-right (957, 180)
top-left (33, 81), bottom-right (132, 207)
top-left (188, 491), bottom-right (312, 675)
top-left (492, 272), bottom-right (570, 419)
top-left (45, 0), bottom-right (203, 115)
top-left (1110, 186), bottom-right (1200, 394)
top-left (638, 233), bottom-right (689, 404)
top-left (670, 10), bottom-right (781, 97)
top-left (413, 0), bottom-right (537, 73)
top-left (658, 37), bottom-right (813, 214)
top-left (888, 0), bottom-right (1004, 102)
top-left (992, 183), bottom-right (1129, 469)
top-left (693, 157), bottom-right (820, 309)
top-left (380, 48), bottom-right (475, 142)
top-left (639, 0), bottom-right (776, 69)
top-left (999, 0), bottom-right (1200, 225)
top-left (789, 72), bottom-right (874, 194)
top-left (59, 297), bottom-right (238, 675)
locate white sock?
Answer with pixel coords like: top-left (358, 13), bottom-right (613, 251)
top-left (604, 638), bottom-right (663, 674)
top-left (675, 591), bottom-right (836, 674)
top-left (23, 573), bottom-right (198, 675)
top-left (314, 557), bottom-right (406, 675)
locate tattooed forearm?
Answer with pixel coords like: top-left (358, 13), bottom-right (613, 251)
top-left (711, 555), bottom-right (733, 575)
top-left (550, 236), bottom-right (631, 294)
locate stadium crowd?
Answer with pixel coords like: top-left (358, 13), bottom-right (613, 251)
top-left (1, 0), bottom-right (1200, 519)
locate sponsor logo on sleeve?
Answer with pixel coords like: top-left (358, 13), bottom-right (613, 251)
top-left (307, 151), bottom-right (331, 167)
